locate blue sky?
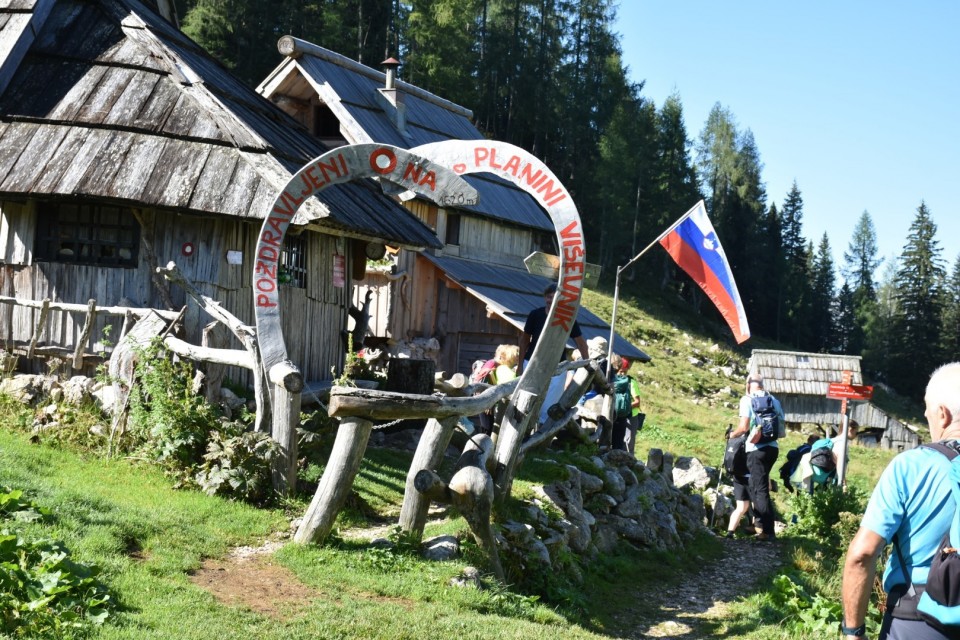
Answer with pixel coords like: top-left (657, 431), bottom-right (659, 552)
top-left (615, 2), bottom-right (959, 281)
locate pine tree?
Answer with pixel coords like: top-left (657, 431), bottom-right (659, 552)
top-left (777, 182), bottom-right (812, 347)
top-left (863, 261), bottom-right (899, 381)
top-left (941, 254), bottom-right (960, 358)
top-left (809, 233), bottom-right (836, 352)
top-left (890, 202), bottom-right (946, 398)
top-left (833, 282), bottom-right (859, 354)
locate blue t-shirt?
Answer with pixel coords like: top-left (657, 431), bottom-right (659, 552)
top-left (861, 445), bottom-right (957, 592)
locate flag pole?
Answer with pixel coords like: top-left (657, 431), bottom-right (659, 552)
top-left (604, 202), bottom-right (702, 377)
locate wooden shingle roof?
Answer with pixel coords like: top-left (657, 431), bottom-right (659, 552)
top-left (748, 349), bottom-right (863, 396)
top-left (0, 0), bottom-right (441, 249)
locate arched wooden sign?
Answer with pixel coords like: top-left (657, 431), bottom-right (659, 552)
top-left (253, 144), bottom-right (479, 383)
top-left (409, 140), bottom-right (584, 499)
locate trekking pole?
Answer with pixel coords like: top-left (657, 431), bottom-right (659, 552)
top-left (710, 424), bottom-right (734, 529)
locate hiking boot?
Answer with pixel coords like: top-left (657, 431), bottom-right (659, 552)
top-left (725, 531), bottom-right (735, 539)
top-left (756, 532), bottom-right (776, 541)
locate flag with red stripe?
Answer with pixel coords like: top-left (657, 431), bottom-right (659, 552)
top-left (659, 201), bottom-right (750, 343)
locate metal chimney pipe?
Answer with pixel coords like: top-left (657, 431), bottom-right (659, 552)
top-left (382, 57), bottom-right (400, 89)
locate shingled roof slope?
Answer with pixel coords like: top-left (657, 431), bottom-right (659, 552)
top-left (0, 0), bottom-right (440, 249)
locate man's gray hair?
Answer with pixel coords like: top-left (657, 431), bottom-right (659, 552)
top-left (746, 373), bottom-right (764, 389)
top-left (926, 363), bottom-right (960, 421)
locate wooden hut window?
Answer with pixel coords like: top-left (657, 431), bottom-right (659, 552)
top-left (279, 235), bottom-right (307, 288)
top-left (34, 202), bottom-right (140, 267)
top-left (445, 213), bottom-right (461, 246)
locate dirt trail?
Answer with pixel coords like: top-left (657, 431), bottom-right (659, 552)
top-left (611, 536), bottom-right (785, 639)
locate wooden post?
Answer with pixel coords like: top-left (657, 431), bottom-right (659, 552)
top-left (72, 298), bottom-right (97, 370)
top-left (28, 298), bottom-right (50, 359)
top-left (269, 361), bottom-right (303, 496)
top-left (492, 388), bottom-right (539, 511)
top-left (200, 321), bottom-right (225, 405)
top-left (398, 416), bottom-right (458, 539)
top-left (295, 416), bottom-right (373, 545)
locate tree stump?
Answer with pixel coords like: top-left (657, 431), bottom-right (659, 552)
top-left (385, 358), bottom-right (435, 430)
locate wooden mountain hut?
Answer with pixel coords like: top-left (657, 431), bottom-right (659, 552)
top-left (257, 38), bottom-right (650, 375)
top-left (0, 0), bottom-right (441, 385)
top-left (748, 349), bottom-right (919, 451)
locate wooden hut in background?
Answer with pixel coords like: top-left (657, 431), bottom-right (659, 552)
top-left (748, 349), bottom-right (920, 451)
top-left (257, 39), bottom-right (650, 375)
top-left (0, 0), bottom-right (441, 385)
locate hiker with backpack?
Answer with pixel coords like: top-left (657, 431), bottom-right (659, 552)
top-left (779, 435), bottom-right (818, 493)
top-left (728, 373), bottom-right (784, 541)
top-left (517, 282), bottom-right (589, 426)
top-left (806, 436), bottom-right (838, 491)
top-left (842, 363), bottom-right (960, 640)
top-left (722, 424), bottom-right (752, 538)
top-left (471, 344), bottom-right (519, 435)
top-left (609, 353), bottom-right (633, 451)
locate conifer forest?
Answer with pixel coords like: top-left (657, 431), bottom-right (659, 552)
top-left (174, 0), bottom-right (958, 401)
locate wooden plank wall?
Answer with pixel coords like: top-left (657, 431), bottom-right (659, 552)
top-left (0, 200), bottom-right (349, 385)
top-left (454, 216), bottom-right (531, 268)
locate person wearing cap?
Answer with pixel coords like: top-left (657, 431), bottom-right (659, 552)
top-left (517, 282), bottom-right (589, 425)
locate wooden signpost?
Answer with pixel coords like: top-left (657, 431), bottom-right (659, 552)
top-left (524, 251), bottom-right (601, 289)
top-left (825, 370), bottom-right (873, 488)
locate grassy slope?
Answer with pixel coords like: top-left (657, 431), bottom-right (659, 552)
top-left (0, 282), bottom-right (920, 639)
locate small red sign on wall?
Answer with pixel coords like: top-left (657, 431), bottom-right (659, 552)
top-left (333, 254), bottom-right (345, 288)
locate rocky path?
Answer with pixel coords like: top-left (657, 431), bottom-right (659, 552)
top-left (612, 536), bottom-right (785, 639)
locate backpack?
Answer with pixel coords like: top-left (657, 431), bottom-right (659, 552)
top-left (779, 443), bottom-right (812, 485)
top-left (808, 438), bottom-right (836, 484)
top-left (723, 434), bottom-right (748, 478)
top-left (613, 374), bottom-right (632, 419)
top-left (470, 359), bottom-right (497, 384)
top-left (895, 443), bottom-right (960, 627)
top-left (750, 394), bottom-right (783, 444)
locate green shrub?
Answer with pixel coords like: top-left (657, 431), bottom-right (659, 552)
top-left (790, 484), bottom-right (867, 548)
top-left (0, 486), bottom-right (50, 523)
top-left (129, 340), bottom-right (220, 477)
top-left (195, 426), bottom-right (280, 505)
top-left (0, 532), bottom-right (113, 637)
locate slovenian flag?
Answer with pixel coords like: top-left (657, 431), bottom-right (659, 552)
top-left (659, 201), bottom-right (750, 343)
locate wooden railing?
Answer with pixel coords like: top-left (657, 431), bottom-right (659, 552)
top-left (0, 295), bottom-right (180, 369)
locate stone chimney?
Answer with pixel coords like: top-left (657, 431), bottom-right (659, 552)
top-left (376, 57), bottom-right (407, 136)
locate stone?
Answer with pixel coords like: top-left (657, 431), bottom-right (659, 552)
top-left (672, 456), bottom-right (712, 491)
top-left (647, 448), bottom-right (664, 472)
top-left (579, 472), bottom-right (605, 494)
top-left (422, 535), bottom-right (459, 561)
top-left (602, 468), bottom-right (626, 499)
top-left (63, 375), bottom-right (95, 405)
